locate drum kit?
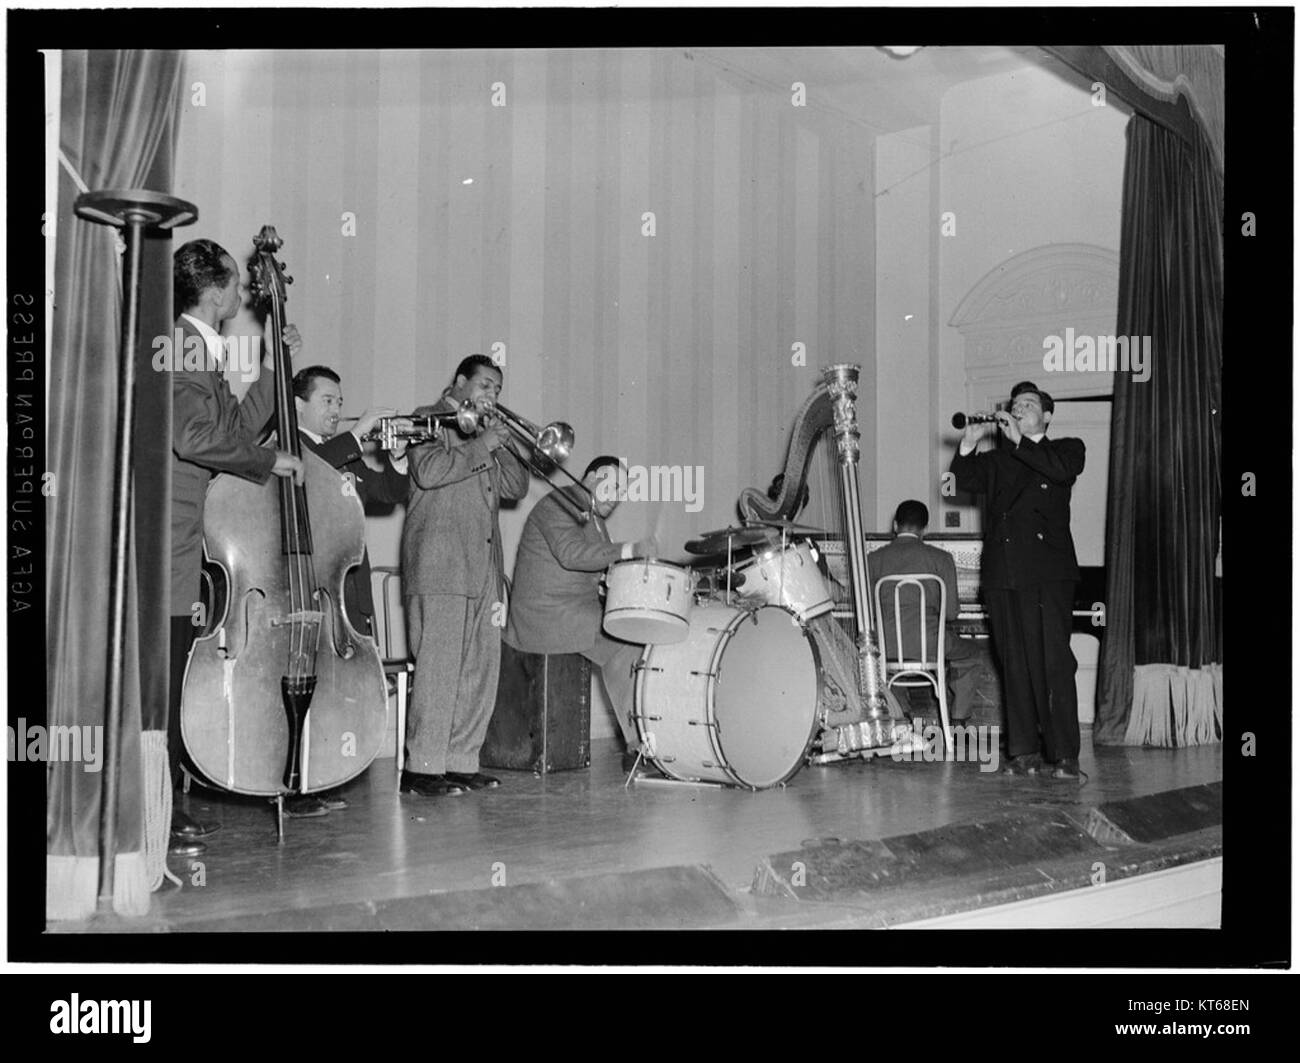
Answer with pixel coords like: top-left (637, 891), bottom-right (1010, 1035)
top-left (601, 517), bottom-right (841, 790)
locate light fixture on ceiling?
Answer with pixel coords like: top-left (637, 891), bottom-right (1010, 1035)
top-left (878, 46), bottom-right (924, 59)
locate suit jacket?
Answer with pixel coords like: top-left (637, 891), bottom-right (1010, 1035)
top-left (170, 316), bottom-right (277, 616)
top-left (400, 395), bottom-right (529, 598)
top-left (300, 430), bottom-right (409, 632)
top-left (949, 434), bottom-right (1085, 590)
top-left (505, 485), bottom-right (625, 654)
top-left (868, 535), bottom-right (959, 661)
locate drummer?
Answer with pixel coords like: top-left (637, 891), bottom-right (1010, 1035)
top-left (504, 456), bottom-right (660, 773)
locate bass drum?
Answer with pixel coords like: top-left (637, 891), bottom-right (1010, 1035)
top-left (633, 603), bottom-right (822, 789)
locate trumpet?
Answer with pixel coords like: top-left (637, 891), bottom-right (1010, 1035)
top-left (350, 401), bottom-right (481, 448)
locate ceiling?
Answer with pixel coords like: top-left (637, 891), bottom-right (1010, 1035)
top-left (688, 46), bottom-right (1087, 135)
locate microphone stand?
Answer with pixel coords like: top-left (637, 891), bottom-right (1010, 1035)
top-left (73, 189), bottom-right (197, 910)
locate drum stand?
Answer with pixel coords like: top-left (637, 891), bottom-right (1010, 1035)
top-left (630, 773), bottom-right (733, 790)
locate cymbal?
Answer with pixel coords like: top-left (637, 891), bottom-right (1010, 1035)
top-left (684, 525), bottom-right (774, 555)
top-left (745, 518), bottom-right (829, 537)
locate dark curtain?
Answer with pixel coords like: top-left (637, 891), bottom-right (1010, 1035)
top-left (1094, 114), bottom-right (1223, 746)
top-left (47, 50), bottom-right (185, 919)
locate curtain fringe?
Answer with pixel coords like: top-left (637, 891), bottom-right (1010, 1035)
top-left (1123, 663), bottom-right (1222, 747)
top-left (45, 852), bottom-right (153, 920)
top-left (113, 851), bottom-right (153, 916)
top-left (144, 730), bottom-right (182, 890)
top-left (46, 855), bottom-right (99, 921)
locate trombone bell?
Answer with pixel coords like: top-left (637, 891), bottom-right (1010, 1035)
top-left (490, 403), bottom-right (574, 465)
top-left (535, 422), bottom-right (574, 464)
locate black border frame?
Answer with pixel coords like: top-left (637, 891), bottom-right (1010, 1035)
top-left (7, 5), bottom-right (1292, 977)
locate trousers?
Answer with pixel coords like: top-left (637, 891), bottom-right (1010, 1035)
top-left (983, 581), bottom-right (1079, 760)
top-left (580, 631), bottom-right (644, 752)
top-left (404, 587), bottom-right (502, 775)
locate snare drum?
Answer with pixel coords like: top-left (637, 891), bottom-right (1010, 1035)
top-left (603, 559), bottom-right (694, 644)
top-left (633, 603), bottom-right (822, 789)
top-left (734, 540), bottom-right (833, 622)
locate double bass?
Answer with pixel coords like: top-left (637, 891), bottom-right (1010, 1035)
top-left (180, 226), bottom-right (387, 835)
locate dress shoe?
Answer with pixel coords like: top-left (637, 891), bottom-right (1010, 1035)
top-left (1047, 757), bottom-right (1084, 780)
top-left (171, 810), bottom-right (220, 840)
top-left (399, 770), bottom-right (470, 797)
top-left (168, 838), bottom-right (206, 858)
top-left (444, 771), bottom-right (500, 790)
top-left (316, 791), bottom-right (349, 811)
top-left (1000, 752), bottom-right (1045, 776)
top-left (284, 795), bottom-right (330, 818)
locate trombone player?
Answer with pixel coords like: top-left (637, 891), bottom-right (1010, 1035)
top-left (399, 355), bottom-right (530, 797)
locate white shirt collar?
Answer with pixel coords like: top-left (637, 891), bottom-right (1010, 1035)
top-left (180, 313), bottom-right (226, 370)
top-left (300, 426), bottom-right (325, 445)
top-left (896, 531), bottom-right (921, 539)
top-left (1027, 431), bottom-right (1047, 443)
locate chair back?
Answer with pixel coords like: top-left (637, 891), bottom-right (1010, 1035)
top-left (369, 566), bottom-right (410, 663)
top-left (872, 572), bottom-right (946, 675)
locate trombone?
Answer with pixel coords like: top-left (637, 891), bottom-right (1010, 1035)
top-left (348, 402), bottom-right (589, 510)
top-left (449, 400), bottom-right (599, 520)
top-left (478, 402), bottom-right (597, 518)
top-left (481, 401), bottom-right (575, 474)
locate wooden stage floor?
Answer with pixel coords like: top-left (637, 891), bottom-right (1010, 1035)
top-left (53, 729), bottom-right (1223, 935)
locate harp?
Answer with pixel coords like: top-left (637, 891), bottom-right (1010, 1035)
top-left (739, 364), bottom-right (901, 755)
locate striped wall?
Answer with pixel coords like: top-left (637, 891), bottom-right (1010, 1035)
top-left (174, 48), bottom-right (878, 568)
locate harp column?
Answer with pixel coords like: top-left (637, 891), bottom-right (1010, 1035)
top-left (822, 364), bottom-right (894, 745)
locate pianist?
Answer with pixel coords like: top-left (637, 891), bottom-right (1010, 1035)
top-left (950, 381), bottom-right (1086, 780)
top-left (867, 500), bottom-right (981, 724)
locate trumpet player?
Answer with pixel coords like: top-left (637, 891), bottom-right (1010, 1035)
top-left (293, 366), bottom-right (410, 641)
top-left (399, 355), bottom-right (530, 797)
top-left (288, 365), bottom-right (411, 817)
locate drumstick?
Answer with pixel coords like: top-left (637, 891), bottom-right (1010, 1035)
top-left (651, 502), bottom-right (668, 558)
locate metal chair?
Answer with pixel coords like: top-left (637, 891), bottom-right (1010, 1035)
top-left (369, 566), bottom-right (415, 771)
top-left (872, 573), bottom-right (953, 759)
